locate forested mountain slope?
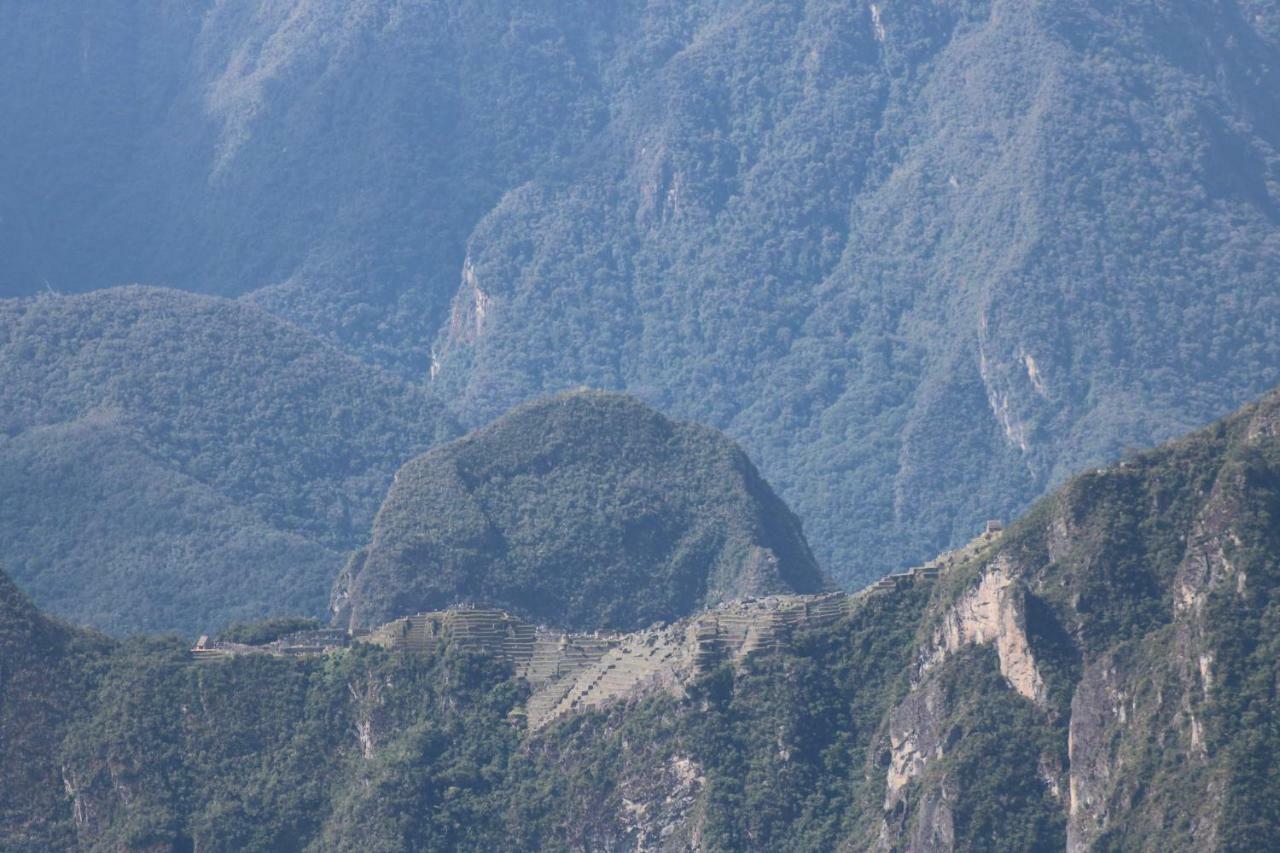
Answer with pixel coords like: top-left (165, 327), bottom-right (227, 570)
top-left (335, 391), bottom-right (829, 632)
top-left (0, 287), bottom-right (452, 634)
top-left (0, 571), bottom-right (104, 851)
top-left (4, 386), bottom-right (1280, 851)
top-left (866, 380), bottom-right (1280, 850)
top-left (2, 1), bottom-right (1277, 584)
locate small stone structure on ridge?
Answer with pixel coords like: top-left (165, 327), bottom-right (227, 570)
top-left (190, 524), bottom-right (1005, 728)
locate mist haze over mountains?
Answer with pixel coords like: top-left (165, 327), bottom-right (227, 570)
top-left (0, 287), bottom-right (452, 633)
top-left (3, 5), bottom-right (1280, 849)
top-left (4, 1), bottom-right (1279, 621)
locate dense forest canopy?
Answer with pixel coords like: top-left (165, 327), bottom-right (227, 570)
top-left (1, 0), bottom-right (1277, 599)
top-left (5, 387), bottom-right (1280, 850)
top-left (337, 391), bottom-right (828, 632)
top-left (0, 288), bottom-right (452, 634)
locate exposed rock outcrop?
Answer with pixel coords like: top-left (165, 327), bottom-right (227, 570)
top-left (920, 558), bottom-right (1045, 705)
top-left (882, 680), bottom-right (947, 814)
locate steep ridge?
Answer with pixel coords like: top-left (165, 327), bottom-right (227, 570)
top-left (334, 390), bottom-right (829, 632)
top-left (0, 571), bottom-right (105, 850)
top-left (872, 386), bottom-right (1280, 850)
top-left (0, 287), bottom-right (452, 634)
top-left (4, 388), bottom-right (1280, 850)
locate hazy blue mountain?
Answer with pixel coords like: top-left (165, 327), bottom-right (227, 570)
top-left (0, 287), bottom-right (452, 634)
top-left (428, 0), bottom-right (1280, 583)
top-left (335, 390), bottom-right (829, 632)
top-left (2, 1), bottom-right (1278, 585)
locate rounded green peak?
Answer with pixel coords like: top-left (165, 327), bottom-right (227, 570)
top-left (335, 391), bottom-right (829, 632)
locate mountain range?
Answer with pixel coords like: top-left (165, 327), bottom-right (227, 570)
top-left (3, 386), bottom-right (1279, 850)
top-left (3, 6), bottom-right (1280, 847)
top-left (3, 0), bottom-right (1278, 616)
top-left (0, 287), bottom-right (452, 634)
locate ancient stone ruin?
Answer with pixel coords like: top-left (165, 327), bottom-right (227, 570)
top-left (191, 526), bottom-right (1004, 729)
top-left (189, 627), bottom-right (353, 663)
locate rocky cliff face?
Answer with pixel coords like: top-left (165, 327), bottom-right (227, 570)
top-left (920, 558), bottom-right (1045, 705)
top-left (870, 388), bottom-right (1280, 851)
top-left (6, 389), bottom-right (1280, 850)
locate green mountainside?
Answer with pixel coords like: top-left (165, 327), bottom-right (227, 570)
top-left (2, 3), bottom-right (1278, 846)
top-left (0, 572), bottom-right (105, 850)
top-left (4, 387), bottom-right (1280, 850)
top-left (2, 1), bottom-right (1277, 585)
top-left (0, 288), bottom-right (453, 634)
top-left (335, 391), bottom-right (828, 632)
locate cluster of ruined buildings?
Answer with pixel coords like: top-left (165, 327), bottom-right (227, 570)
top-left (191, 521), bottom-right (1004, 728)
top-left (868, 518), bottom-right (1002, 591)
top-left (190, 627), bottom-right (353, 662)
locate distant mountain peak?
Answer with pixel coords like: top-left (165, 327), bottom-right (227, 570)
top-left (334, 390), bottom-right (829, 632)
